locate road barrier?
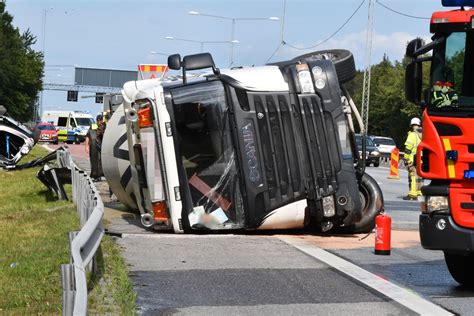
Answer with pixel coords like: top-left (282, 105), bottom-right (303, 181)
top-left (57, 148), bottom-right (105, 316)
top-left (388, 148), bottom-right (400, 179)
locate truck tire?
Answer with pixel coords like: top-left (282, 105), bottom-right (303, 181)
top-left (291, 49), bottom-right (356, 83)
top-left (337, 173), bottom-right (383, 233)
top-left (445, 252), bottom-right (474, 287)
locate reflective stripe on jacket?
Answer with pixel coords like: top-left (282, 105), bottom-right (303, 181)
top-left (404, 131), bottom-right (421, 163)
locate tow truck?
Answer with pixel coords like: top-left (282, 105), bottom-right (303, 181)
top-left (405, 0), bottom-right (474, 286)
top-left (102, 50), bottom-right (383, 233)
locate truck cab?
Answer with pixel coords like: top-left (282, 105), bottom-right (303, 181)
top-left (405, 0), bottom-right (474, 286)
top-left (102, 50), bottom-right (383, 234)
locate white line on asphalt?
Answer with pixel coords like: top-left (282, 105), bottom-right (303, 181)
top-left (42, 144), bottom-right (55, 152)
top-left (279, 236), bottom-right (453, 316)
top-left (121, 233), bottom-right (241, 239)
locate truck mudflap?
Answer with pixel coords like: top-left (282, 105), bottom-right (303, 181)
top-left (420, 213), bottom-right (474, 253)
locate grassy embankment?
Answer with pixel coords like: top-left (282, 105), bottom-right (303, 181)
top-left (0, 145), bottom-right (135, 314)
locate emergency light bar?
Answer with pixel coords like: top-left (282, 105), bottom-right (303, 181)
top-left (442, 0), bottom-right (474, 7)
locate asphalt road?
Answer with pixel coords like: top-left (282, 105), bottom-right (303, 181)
top-left (365, 166), bottom-right (422, 230)
top-left (117, 235), bottom-right (415, 315)
top-left (57, 144), bottom-right (474, 315)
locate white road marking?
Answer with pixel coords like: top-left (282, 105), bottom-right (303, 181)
top-left (121, 233), bottom-right (241, 239)
top-left (41, 144), bottom-right (55, 152)
top-left (279, 236), bottom-right (453, 316)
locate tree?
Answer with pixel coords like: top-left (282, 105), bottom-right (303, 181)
top-left (343, 54), bottom-right (422, 148)
top-left (0, 2), bottom-right (43, 121)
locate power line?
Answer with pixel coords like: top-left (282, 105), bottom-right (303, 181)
top-left (375, 0), bottom-right (429, 20)
top-left (265, 0), bottom-right (287, 63)
top-left (265, 43), bottom-right (283, 63)
top-left (284, 0), bottom-right (365, 50)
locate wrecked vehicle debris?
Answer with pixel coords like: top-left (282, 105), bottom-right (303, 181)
top-left (37, 164), bottom-right (70, 200)
top-left (102, 50), bottom-right (384, 233)
top-left (0, 107), bottom-right (35, 169)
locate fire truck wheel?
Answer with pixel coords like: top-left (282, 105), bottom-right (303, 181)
top-left (291, 49), bottom-right (356, 83)
top-left (445, 252), bottom-right (474, 287)
top-left (337, 173), bottom-right (383, 234)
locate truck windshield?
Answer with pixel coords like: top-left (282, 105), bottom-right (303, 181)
top-left (430, 31), bottom-right (474, 111)
top-left (171, 81), bottom-right (244, 230)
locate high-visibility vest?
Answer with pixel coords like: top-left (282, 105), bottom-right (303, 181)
top-left (404, 131), bottom-right (421, 163)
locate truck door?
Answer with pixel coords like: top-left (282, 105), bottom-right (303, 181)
top-left (169, 80), bottom-right (245, 230)
top-left (57, 116), bottom-right (68, 142)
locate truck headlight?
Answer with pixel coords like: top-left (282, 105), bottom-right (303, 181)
top-left (424, 196), bottom-right (449, 214)
top-left (296, 64), bottom-right (315, 94)
top-left (322, 195), bottom-right (336, 217)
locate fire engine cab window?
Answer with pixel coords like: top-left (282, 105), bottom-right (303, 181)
top-left (171, 81), bottom-right (244, 230)
top-left (431, 32), bottom-right (474, 110)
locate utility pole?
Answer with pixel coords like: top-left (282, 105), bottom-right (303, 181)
top-left (361, 0), bottom-right (374, 136)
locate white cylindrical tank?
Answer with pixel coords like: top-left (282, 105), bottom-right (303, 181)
top-left (101, 104), bottom-right (137, 210)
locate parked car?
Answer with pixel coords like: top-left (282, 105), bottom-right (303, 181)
top-left (355, 134), bottom-right (380, 167)
top-left (370, 136), bottom-right (396, 157)
top-left (33, 122), bottom-right (58, 144)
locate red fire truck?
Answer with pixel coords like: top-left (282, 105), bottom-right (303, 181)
top-left (405, 0), bottom-right (474, 286)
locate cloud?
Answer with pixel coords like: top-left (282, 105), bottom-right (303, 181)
top-left (273, 31), bottom-right (431, 68)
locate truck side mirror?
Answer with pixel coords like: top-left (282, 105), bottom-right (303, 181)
top-left (406, 38), bottom-right (423, 58)
top-left (182, 53), bottom-right (220, 75)
top-left (168, 54), bottom-right (182, 70)
top-left (405, 61), bottom-right (423, 105)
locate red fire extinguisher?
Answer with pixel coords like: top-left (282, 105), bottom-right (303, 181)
top-left (375, 212), bottom-right (391, 255)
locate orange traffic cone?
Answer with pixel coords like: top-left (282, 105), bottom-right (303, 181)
top-left (388, 147), bottom-right (400, 179)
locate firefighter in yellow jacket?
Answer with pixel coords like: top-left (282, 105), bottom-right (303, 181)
top-left (403, 117), bottom-right (423, 200)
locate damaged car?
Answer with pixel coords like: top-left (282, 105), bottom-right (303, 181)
top-left (0, 106), bottom-right (35, 169)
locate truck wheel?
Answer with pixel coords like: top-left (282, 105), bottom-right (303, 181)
top-left (374, 160), bottom-right (380, 167)
top-left (445, 252), bottom-right (474, 287)
top-left (338, 173), bottom-right (383, 234)
top-left (291, 49), bottom-right (356, 83)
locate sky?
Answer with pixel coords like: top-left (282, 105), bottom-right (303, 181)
top-left (5, 0), bottom-right (445, 115)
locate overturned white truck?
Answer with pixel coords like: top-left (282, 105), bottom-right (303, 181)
top-left (102, 50), bottom-right (383, 233)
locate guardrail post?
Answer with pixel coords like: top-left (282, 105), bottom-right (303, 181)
top-left (68, 231), bottom-right (79, 264)
top-left (61, 263), bottom-right (75, 316)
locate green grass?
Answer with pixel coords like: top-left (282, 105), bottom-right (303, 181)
top-left (0, 145), bottom-right (137, 314)
top-left (0, 146), bottom-right (77, 313)
top-left (88, 236), bottom-right (137, 315)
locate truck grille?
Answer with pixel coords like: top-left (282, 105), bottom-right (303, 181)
top-left (250, 93), bottom-right (307, 210)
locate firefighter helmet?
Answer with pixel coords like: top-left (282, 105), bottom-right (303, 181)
top-left (410, 117), bottom-right (421, 126)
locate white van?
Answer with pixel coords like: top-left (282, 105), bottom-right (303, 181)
top-left (42, 111), bottom-right (94, 143)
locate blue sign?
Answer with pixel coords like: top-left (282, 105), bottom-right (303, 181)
top-left (464, 170), bottom-right (474, 179)
top-left (442, 0), bottom-right (474, 7)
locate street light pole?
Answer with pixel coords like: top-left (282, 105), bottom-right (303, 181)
top-left (230, 19), bottom-right (235, 66)
top-left (38, 7), bottom-right (52, 122)
top-left (189, 11), bottom-right (279, 66)
top-left (165, 36), bottom-right (239, 54)
top-left (37, 8), bottom-right (52, 121)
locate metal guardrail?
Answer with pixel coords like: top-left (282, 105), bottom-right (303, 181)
top-left (57, 148), bottom-right (105, 316)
